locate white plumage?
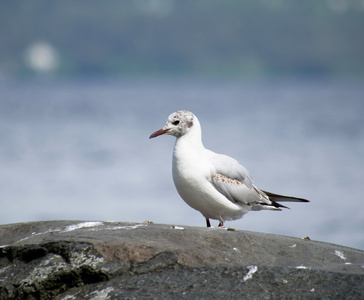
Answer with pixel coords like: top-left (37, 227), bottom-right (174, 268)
top-left (150, 110), bottom-right (308, 227)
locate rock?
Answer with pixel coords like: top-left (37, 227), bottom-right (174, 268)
top-left (0, 221), bottom-right (363, 299)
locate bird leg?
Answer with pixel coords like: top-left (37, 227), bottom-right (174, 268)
top-left (218, 221), bottom-right (224, 227)
top-left (206, 218), bottom-right (211, 227)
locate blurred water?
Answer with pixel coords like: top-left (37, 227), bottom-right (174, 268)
top-left (0, 78), bottom-right (363, 249)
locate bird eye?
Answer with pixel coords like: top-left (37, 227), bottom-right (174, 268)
top-left (172, 120), bottom-right (180, 125)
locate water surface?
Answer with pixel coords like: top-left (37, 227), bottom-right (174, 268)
top-left (0, 78), bottom-right (363, 249)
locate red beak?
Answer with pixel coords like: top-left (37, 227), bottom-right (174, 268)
top-left (149, 128), bottom-right (170, 139)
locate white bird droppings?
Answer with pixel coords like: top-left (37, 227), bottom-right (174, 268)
top-left (62, 222), bottom-right (104, 233)
top-left (243, 265), bottom-right (258, 282)
top-left (334, 250), bottom-right (347, 260)
top-left (296, 265), bottom-right (307, 269)
top-left (171, 226), bottom-right (185, 230)
top-left (104, 224), bottom-right (145, 230)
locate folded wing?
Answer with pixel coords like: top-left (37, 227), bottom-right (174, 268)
top-left (209, 153), bottom-right (309, 210)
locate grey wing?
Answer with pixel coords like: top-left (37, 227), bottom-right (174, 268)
top-left (208, 154), bottom-right (277, 209)
top-left (210, 173), bottom-right (266, 206)
top-left (208, 153), bottom-right (253, 188)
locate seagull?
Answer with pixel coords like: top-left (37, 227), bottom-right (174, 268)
top-left (149, 110), bottom-right (309, 228)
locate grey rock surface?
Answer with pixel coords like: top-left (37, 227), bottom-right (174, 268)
top-left (0, 220), bottom-right (363, 299)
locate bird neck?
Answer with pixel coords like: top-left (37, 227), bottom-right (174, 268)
top-left (172, 120), bottom-right (205, 176)
top-left (179, 119), bottom-right (204, 147)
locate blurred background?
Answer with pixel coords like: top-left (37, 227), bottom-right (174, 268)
top-left (0, 1), bottom-right (363, 249)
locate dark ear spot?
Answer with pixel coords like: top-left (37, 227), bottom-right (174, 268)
top-left (187, 119), bottom-right (194, 128)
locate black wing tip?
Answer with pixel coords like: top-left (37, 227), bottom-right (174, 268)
top-left (259, 201), bottom-right (289, 209)
top-left (285, 197), bottom-right (310, 203)
top-left (262, 190), bottom-right (310, 203)
top-left (273, 201), bottom-right (290, 209)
